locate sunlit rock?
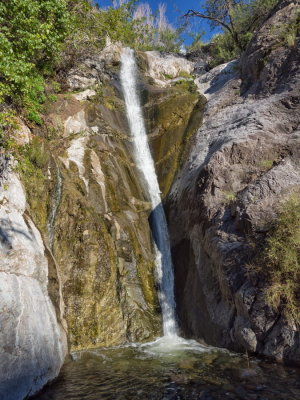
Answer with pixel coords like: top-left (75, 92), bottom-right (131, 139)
top-left (0, 171), bottom-right (67, 400)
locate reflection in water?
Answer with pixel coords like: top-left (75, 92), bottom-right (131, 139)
top-left (33, 339), bottom-right (300, 400)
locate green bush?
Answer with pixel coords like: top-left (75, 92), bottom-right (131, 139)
top-left (153, 28), bottom-right (183, 53)
top-left (0, 109), bottom-right (18, 146)
top-left (0, 0), bottom-right (70, 121)
top-left (208, 32), bottom-right (240, 68)
top-left (63, 0), bottom-right (134, 59)
top-left (0, 0), bottom-right (183, 123)
top-left (249, 194), bottom-right (300, 321)
top-left (222, 190), bottom-right (237, 204)
top-left (232, 0), bottom-right (279, 36)
top-left (14, 137), bottom-right (49, 179)
top-left (281, 14), bottom-right (300, 47)
top-left (60, 0), bottom-right (183, 63)
top-left (173, 79), bottom-right (197, 93)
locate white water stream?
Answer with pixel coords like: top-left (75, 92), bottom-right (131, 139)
top-left (120, 47), bottom-right (178, 338)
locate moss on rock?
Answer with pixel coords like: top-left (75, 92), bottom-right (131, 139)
top-left (18, 53), bottom-right (204, 351)
top-left (144, 84), bottom-right (205, 198)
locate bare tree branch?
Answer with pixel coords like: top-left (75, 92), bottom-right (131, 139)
top-left (184, 9), bottom-right (234, 35)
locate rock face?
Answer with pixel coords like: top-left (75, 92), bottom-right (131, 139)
top-left (167, 0), bottom-right (300, 364)
top-left (0, 170), bottom-right (67, 400)
top-left (41, 95), bottom-right (162, 349)
top-left (2, 3), bottom-right (299, 397)
top-left (143, 51), bottom-right (194, 87)
top-left (241, 0), bottom-right (300, 95)
top-left (144, 76), bottom-right (205, 198)
top-left (0, 45), bottom-right (201, 397)
top-left (7, 48), bottom-right (201, 353)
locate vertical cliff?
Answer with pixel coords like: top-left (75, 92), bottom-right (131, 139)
top-left (167, 0), bottom-right (300, 364)
top-left (0, 166), bottom-right (67, 400)
top-left (0, 46), bottom-right (203, 359)
top-left (0, 42), bottom-right (204, 398)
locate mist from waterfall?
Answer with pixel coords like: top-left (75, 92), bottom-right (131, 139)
top-left (120, 47), bottom-right (177, 338)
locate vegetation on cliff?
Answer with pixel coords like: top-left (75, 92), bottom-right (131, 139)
top-left (186, 0), bottom-right (279, 67)
top-left (0, 0), bottom-right (184, 142)
top-left (249, 194), bottom-right (300, 322)
top-left (0, 0), bottom-right (286, 135)
top-left (0, 0), bottom-right (70, 123)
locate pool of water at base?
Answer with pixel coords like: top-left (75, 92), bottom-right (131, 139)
top-left (32, 336), bottom-right (300, 400)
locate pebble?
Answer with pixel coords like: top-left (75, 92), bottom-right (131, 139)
top-left (240, 368), bottom-right (258, 379)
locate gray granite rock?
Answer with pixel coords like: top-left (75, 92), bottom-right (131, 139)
top-left (167, 0), bottom-right (300, 364)
top-left (0, 171), bottom-right (67, 399)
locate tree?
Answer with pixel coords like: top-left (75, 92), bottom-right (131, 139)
top-left (132, 1), bottom-right (183, 52)
top-left (184, 0), bottom-right (279, 50)
top-left (0, 0), bottom-right (71, 122)
top-left (185, 0), bottom-right (243, 48)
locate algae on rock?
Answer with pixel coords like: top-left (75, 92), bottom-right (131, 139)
top-left (17, 48), bottom-right (204, 351)
top-left (144, 84), bottom-right (205, 198)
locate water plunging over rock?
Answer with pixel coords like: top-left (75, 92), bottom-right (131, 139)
top-left (15, 45), bottom-right (200, 353)
top-left (120, 48), bottom-right (177, 338)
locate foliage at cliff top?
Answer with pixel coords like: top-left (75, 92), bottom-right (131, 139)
top-left (0, 0), bottom-right (183, 132)
top-left (0, 0), bottom-right (71, 123)
top-left (0, 0), bottom-right (290, 136)
top-left (61, 0), bottom-right (183, 70)
top-left (186, 0), bottom-right (279, 67)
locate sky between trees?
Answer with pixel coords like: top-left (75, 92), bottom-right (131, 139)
top-left (96, 0), bottom-right (218, 43)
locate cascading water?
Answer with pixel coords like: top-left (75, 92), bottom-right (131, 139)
top-left (120, 47), bottom-right (177, 338)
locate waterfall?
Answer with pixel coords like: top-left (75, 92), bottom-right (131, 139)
top-left (120, 47), bottom-right (177, 338)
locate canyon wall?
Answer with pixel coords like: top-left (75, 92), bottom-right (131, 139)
top-left (0, 46), bottom-right (202, 398)
top-left (167, 0), bottom-right (300, 364)
top-left (1, 2), bottom-right (299, 398)
top-left (0, 167), bottom-right (67, 400)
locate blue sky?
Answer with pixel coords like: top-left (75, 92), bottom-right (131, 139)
top-left (95, 0), bottom-right (218, 43)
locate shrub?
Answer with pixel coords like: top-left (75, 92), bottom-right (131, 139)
top-left (173, 79), bottom-right (197, 93)
top-left (14, 137), bottom-right (49, 180)
top-left (222, 190), bottom-right (237, 204)
top-left (0, 109), bottom-right (18, 148)
top-left (60, 0), bottom-right (183, 65)
top-left (281, 14), bottom-right (300, 47)
top-left (0, 0), bottom-right (71, 120)
top-left (208, 32), bottom-right (240, 68)
top-left (249, 194), bottom-right (300, 321)
top-left (260, 160), bottom-right (274, 169)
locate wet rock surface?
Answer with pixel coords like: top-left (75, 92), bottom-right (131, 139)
top-left (11, 45), bottom-right (201, 352)
top-left (1, 44), bottom-right (202, 397)
top-left (144, 80), bottom-right (205, 198)
top-left (167, 0), bottom-right (300, 364)
top-left (25, 80), bottom-right (161, 349)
